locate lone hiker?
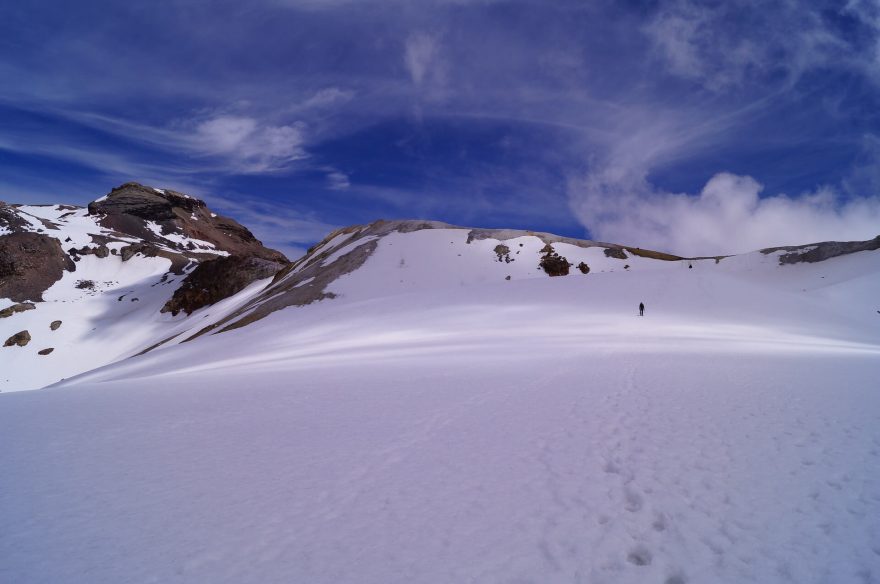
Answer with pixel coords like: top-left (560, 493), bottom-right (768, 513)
top-left (639, 302), bottom-right (645, 317)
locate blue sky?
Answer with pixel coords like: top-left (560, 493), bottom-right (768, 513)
top-left (1, 0), bottom-right (879, 257)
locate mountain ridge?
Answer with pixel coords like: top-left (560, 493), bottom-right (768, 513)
top-left (2, 182), bottom-right (879, 391)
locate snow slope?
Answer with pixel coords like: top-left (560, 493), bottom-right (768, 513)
top-left (0, 200), bottom-right (280, 391)
top-left (1, 225), bottom-right (879, 583)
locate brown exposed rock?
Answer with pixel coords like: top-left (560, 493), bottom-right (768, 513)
top-left (38, 348), bottom-right (54, 355)
top-left (539, 244), bottom-right (571, 277)
top-left (171, 221), bottom-right (413, 345)
top-left (0, 302), bottom-right (36, 318)
top-left (161, 255), bottom-right (286, 316)
top-left (89, 183), bottom-right (286, 262)
top-left (577, 262), bottom-right (590, 274)
top-left (0, 202), bottom-right (31, 232)
top-left (50, 320), bottom-right (62, 330)
top-left (603, 247), bottom-right (628, 260)
top-left (0, 232), bottom-right (75, 302)
top-left (4, 330), bottom-right (31, 347)
top-left (761, 235), bottom-right (880, 265)
top-left (118, 242), bottom-right (189, 274)
top-left (494, 244), bottom-right (512, 263)
top-left (69, 244), bottom-right (110, 258)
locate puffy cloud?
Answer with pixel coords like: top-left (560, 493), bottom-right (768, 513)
top-left (190, 116), bottom-right (307, 173)
top-left (570, 170), bottom-right (880, 256)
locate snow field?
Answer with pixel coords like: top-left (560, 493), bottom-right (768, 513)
top-left (1, 224), bottom-right (879, 582)
top-left (1, 350), bottom-right (878, 584)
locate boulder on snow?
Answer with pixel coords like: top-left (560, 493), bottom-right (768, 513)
top-left (70, 244), bottom-right (110, 259)
top-left (50, 320), bottom-right (62, 330)
top-left (0, 302), bottom-right (36, 318)
top-left (539, 244), bottom-right (571, 277)
top-left (603, 247), bottom-right (628, 260)
top-left (4, 330), bottom-right (31, 347)
top-left (494, 244), bottom-right (513, 263)
top-left (38, 348), bottom-right (54, 355)
top-left (577, 262), bottom-right (590, 274)
top-left (0, 232), bottom-right (76, 302)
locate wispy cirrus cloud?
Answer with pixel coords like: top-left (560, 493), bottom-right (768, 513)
top-left (1, 0), bottom-right (880, 252)
top-left (204, 192), bottom-right (339, 260)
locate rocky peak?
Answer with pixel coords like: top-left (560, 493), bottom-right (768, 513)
top-left (87, 182), bottom-right (205, 219)
top-left (88, 182), bottom-right (287, 263)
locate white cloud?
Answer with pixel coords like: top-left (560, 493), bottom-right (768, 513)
top-left (570, 170), bottom-right (880, 256)
top-left (642, 0), bottom-right (855, 92)
top-left (190, 115), bottom-right (308, 173)
top-left (404, 32), bottom-right (441, 87)
top-left (303, 87), bottom-right (355, 109)
top-left (326, 170), bottom-right (351, 190)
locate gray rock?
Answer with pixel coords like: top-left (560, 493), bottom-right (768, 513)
top-left (4, 330), bottom-right (31, 347)
top-left (762, 235), bottom-right (880, 265)
top-left (0, 302), bottom-right (36, 318)
top-left (0, 233), bottom-right (76, 302)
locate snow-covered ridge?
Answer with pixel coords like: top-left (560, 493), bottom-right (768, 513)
top-left (3, 193), bottom-right (879, 393)
top-left (175, 219), bottom-right (880, 341)
top-left (2, 207), bottom-right (880, 582)
top-left (0, 183), bottom-right (288, 391)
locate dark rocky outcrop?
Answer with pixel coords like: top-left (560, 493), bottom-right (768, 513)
top-left (4, 330), bottom-right (31, 347)
top-left (38, 348), bottom-right (54, 355)
top-left (762, 235), bottom-right (880, 265)
top-left (577, 262), bottom-right (590, 274)
top-left (161, 255), bottom-right (286, 316)
top-left (89, 183), bottom-right (286, 262)
top-left (494, 244), bottom-right (512, 263)
top-left (118, 242), bottom-right (190, 274)
top-left (0, 202), bottom-right (30, 232)
top-left (50, 320), bottom-right (62, 330)
top-left (603, 247), bottom-right (628, 260)
top-left (539, 244), bottom-right (571, 277)
top-left (0, 302), bottom-right (36, 318)
top-left (0, 233), bottom-right (75, 302)
top-left (69, 244), bottom-right (110, 259)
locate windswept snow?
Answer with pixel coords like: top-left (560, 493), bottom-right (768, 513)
top-left (320, 235), bottom-right (378, 267)
top-left (143, 220), bottom-right (227, 254)
top-left (1, 226), bottom-right (879, 583)
top-left (2, 313), bottom-right (878, 584)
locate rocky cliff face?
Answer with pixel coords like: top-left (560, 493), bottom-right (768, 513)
top-left (0, 183), bottom-right (288, 306)
top-left (0, 233), bottom-right (75, 302)
top-left (761, 235), bottom-right (880, 264)
top-left (1, 182), bottom-right (291, 391)
top-left (88, 182), bottom-right (287, 263)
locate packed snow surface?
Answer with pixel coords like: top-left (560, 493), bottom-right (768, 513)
top-left (1, 228), bottom-right (880, 583)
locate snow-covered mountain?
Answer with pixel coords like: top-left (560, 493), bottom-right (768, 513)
top-left (2, 184), bottom-right (879, 391)
top-left (0, 182), bottom-right (287, 390)
top-left (2, 185), bottom-right (880, 584)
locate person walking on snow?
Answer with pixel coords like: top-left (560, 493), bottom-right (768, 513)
top-left (639, 302), bottom-right (645, 317)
